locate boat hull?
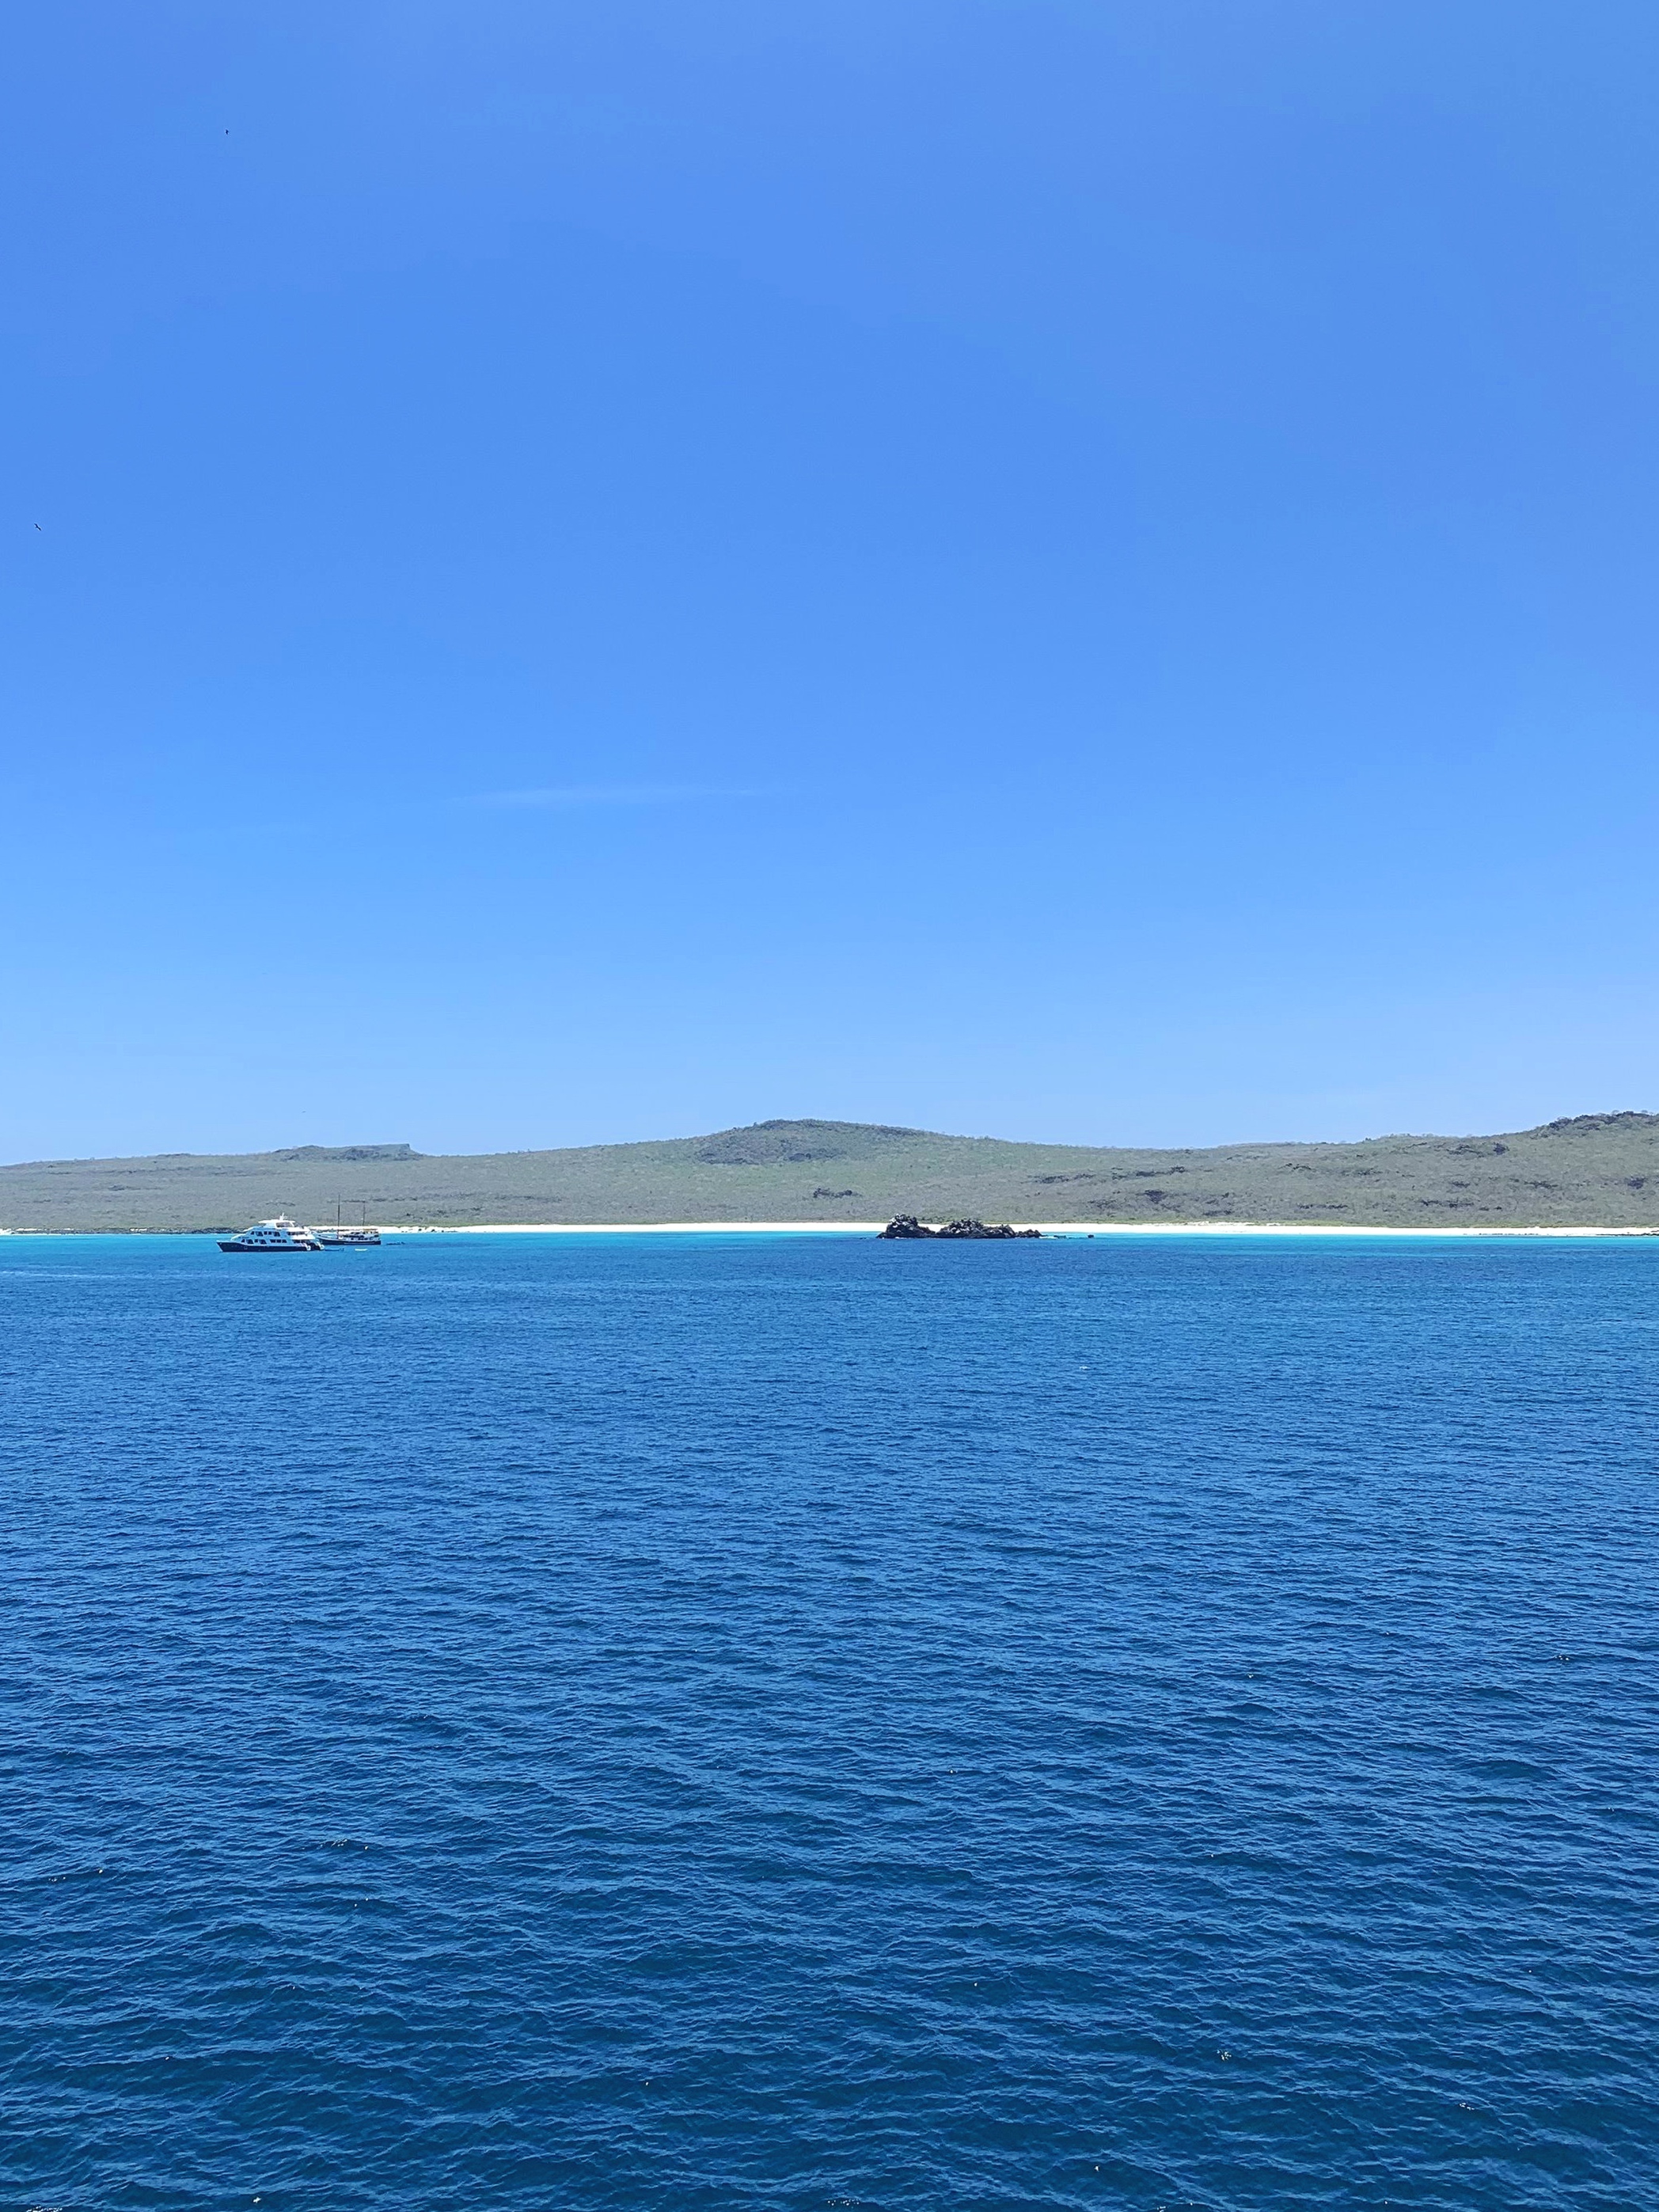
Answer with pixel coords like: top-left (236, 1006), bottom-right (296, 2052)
top-left (217, 1241), bottom-right (320, 1253)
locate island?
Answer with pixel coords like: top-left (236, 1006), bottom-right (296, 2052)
top-left (2, 1113), bottom-right (1657, 1233)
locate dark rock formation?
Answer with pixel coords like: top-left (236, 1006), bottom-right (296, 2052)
top-left (880, 1215), bottom-right (1040, 1239)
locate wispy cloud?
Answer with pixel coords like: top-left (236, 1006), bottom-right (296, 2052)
top-left (468, 783), bottom-right (769, 810)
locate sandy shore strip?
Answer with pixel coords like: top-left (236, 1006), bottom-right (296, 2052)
top-left (377, 1220), bottom-right (1659, 1238)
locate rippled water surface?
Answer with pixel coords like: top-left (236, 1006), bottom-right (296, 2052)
top-left (2, 1230), bottom-right (1657, 2210)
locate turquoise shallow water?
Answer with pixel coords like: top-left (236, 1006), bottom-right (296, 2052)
top-left (2, 1230), bottom-right (1656, 2210)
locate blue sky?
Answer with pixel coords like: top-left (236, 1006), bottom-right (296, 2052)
top-left (5, 2), bottom-right (1657, 1158)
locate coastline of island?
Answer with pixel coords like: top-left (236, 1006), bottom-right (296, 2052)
top-left (5, 1114), bottom-right (1657, 1236)
top-left (366, 1220), bottom-right (1659, 1238)
top-left (7, 1218), bottom-right (1658, 1239)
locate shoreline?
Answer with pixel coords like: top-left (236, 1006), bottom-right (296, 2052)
top-left (4, 1221), bottom-right (1656, 1239)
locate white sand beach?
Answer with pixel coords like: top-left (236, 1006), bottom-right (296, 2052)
top-left (378, 1221), bottom-right (1658, 1238)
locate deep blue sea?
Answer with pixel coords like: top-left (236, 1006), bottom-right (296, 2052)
top-left (3, 1231), bottom-right (1657, 2211)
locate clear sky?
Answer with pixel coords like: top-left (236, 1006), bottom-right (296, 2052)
top-left (6, 2), bottom-right (1657, 1160)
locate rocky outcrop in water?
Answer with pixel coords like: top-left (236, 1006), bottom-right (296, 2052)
top-left (880, 1215), bottom-right (1041, 1239)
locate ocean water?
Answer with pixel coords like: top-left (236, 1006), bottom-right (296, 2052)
top-left (2, 1231), bottom-right (1656, 2212)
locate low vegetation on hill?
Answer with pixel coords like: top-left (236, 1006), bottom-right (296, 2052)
top-left (2, 1114), bottom-right (1657, 1231)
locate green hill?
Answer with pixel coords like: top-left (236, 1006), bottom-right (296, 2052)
top-left (3, 1113), bottom-right (1658, 1230)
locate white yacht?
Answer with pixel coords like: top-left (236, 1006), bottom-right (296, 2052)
top-left (218, 1216), bottom-right (323, 1254)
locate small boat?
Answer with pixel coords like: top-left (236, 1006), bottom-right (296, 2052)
top-left (218, 1216), bottom-right (323, 1253)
